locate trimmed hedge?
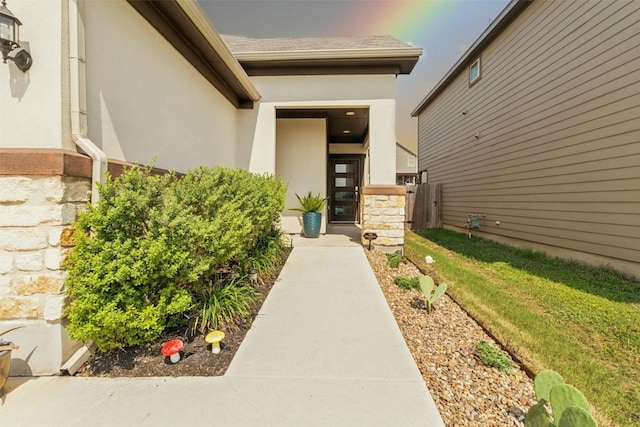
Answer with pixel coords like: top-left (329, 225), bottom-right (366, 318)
top-left (65, 165), bottom-right (286, 351)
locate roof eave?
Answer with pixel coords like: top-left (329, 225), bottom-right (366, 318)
top-left (411, 0), bottom-right (532, 117)
top-left (128, 0), bottom-right (260, 108)
top-left (232, 47), bottom-right (424, 62)
top-left (236, 47), bottom-right (423, 76)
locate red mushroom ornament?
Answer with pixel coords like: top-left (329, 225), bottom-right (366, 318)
top-left (161, 339), bottom-right (184, 363)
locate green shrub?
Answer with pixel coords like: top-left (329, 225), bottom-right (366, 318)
top-left (65, 164), bottom-right (286, 351)
top-left (475, 340), bottom-right (514, 372)
top-left (394, 276), bottom-right (420, 290)
top-left (387, 253), bottom-right (407, 268)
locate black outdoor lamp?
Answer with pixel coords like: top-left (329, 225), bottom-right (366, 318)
top-left (0, 0), bottom-right (32, 72)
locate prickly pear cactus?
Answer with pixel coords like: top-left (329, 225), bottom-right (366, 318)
top-left (549, 384), bottom-right (591, 424)
top-left (557, 407), bottom-right (597, 427)
top-left (431, 282), bottom-right (447, 303)
top-left (534, 370), bottom-right (565, 403)
top-left (524, 402), bottom-right (552, 427)
top-left (418, 276), bottom-right (447, 313)
top-left (419, 276), bottom-right (434, 297)
top-left (525, 370), bottom-right (598, 427)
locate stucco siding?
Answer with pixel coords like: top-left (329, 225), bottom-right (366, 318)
top-left (84, 0), bottom-right (238, 173)
top-left (238, 75), bottom-right (397, 184)
top-left (417, 0), bottom-right (640, 269)
top-left (0, 2), bottom-right (71, 150)
top-left (276, 119), bottom-right (327, 235)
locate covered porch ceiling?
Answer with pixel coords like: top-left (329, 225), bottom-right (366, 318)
top-left (276, 108), bottom-right (369, 145)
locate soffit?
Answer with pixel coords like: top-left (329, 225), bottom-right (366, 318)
top-left (277, 108), bottom-right (369, 145)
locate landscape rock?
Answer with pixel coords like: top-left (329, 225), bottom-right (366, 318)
top-left (366, 250), bottom-right (537, 427)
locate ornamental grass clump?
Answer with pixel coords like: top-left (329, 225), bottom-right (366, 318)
top-left (65, 164), bottom-right (286, 351)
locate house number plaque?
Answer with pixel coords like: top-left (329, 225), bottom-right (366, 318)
top-left (363, 232), bottom-right (378, 250)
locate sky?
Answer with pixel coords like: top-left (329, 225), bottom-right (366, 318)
top-left (198, 0), bottom-right (510, 152)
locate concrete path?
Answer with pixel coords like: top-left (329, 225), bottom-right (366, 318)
top-left (1, 234), bottom-right (444, 426)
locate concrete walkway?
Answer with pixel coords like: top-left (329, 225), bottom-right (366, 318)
top-left (1, 231), bottom-right (444, 426)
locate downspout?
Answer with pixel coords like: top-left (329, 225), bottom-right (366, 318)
top-left (59, 1), bottom-right (105, 376)
top-left (68, 0), bottom-right (107, 204)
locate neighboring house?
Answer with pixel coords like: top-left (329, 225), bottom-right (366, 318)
top-left (0, 0), bottom-right (421, 374)
top-left (396, 142), bottom-right (417, 185)
top-left (412, 0), bottom-right (639, 278)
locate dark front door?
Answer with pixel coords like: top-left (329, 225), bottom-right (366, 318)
top-left (329, 157), bottom-right (361, 223)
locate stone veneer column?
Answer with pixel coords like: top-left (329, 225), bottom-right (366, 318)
top-left (361, 185), bottom-right (406, 249)
top-left (0, 149), bottom-right (92, 375)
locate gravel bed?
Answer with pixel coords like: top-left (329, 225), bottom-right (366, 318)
top-left (366, 250), bottom-right (537, 426)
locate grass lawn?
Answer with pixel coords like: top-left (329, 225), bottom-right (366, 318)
top-left (405, 229), bottom-right (640, 427)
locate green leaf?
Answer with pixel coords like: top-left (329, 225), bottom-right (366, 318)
top-left (419, 276), bottom-right (435, 298)
top-left (535, 370), bottom-right (565, 403)
top-left (431, 282), bottom-right (447, 303)
top-left (550, 384), bottom-right (591, 424)
top-left (524, 402), bottom-right (553, 427)
top-left (557, 406), bottom-right (597, 427)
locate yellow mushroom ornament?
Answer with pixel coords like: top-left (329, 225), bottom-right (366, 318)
top-left (205, 330), bottom-right (225, 354)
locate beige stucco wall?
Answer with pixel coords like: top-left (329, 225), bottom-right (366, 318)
top-left (83, 0), bottom-right (238, 173)
top-left (0, 1), bottom-right (73, 151)
top-left (238, 75), bottom-right (397, 184)
top-left (276, 119), bottom-right (327, 235)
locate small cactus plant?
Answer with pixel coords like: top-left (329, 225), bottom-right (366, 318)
top-left (525, 370), bottom-right (597, 427)
top-left (418, 276), bottom-right (447, 313)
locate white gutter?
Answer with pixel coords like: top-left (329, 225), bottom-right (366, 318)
top-left (68, 0), bottom-right (107, 204)
top-left (176, 0), bottom-right (261, 102)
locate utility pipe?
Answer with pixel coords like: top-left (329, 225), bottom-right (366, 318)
top-left (68, 0), bottom-right (107, 204)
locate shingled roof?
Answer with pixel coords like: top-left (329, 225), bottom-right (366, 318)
top-left (221, 34), bottom-right (416, 53)
top-left (220, 34), bottom-right (422, 76)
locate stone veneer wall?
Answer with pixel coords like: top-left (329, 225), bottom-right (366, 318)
top-left (0, 174), bottom-right (91, 375)
top-left (0, 149), bottom-right (182, 375)
top-left (361, 185), bottom-right (406, 249)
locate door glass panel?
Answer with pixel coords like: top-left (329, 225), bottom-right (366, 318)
top-left (334, 191), bottom-right (353, 201)
top-left (335, 177), bottom-right (354, 187)
top-left (334, 205), bottom-right (353, 216)
top-left (335, 163), bottom-right (354, 174)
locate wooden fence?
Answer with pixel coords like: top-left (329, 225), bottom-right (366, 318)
top-left (405, 183), bottom-right (443, 230)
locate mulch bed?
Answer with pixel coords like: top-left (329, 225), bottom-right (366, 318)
top-left (77, 249), bottom-right (291, 378)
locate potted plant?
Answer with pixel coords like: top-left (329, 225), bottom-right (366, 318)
top-left (0, 327), bottom-right (22, 395)
top-left (292, 192), bottom-right (327, 238)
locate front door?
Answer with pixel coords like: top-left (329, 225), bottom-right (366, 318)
top-left (329, 157), bottom-right (361, 223)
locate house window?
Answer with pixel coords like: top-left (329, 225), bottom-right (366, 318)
top-left (469, 58), bottom-right (481, 85)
